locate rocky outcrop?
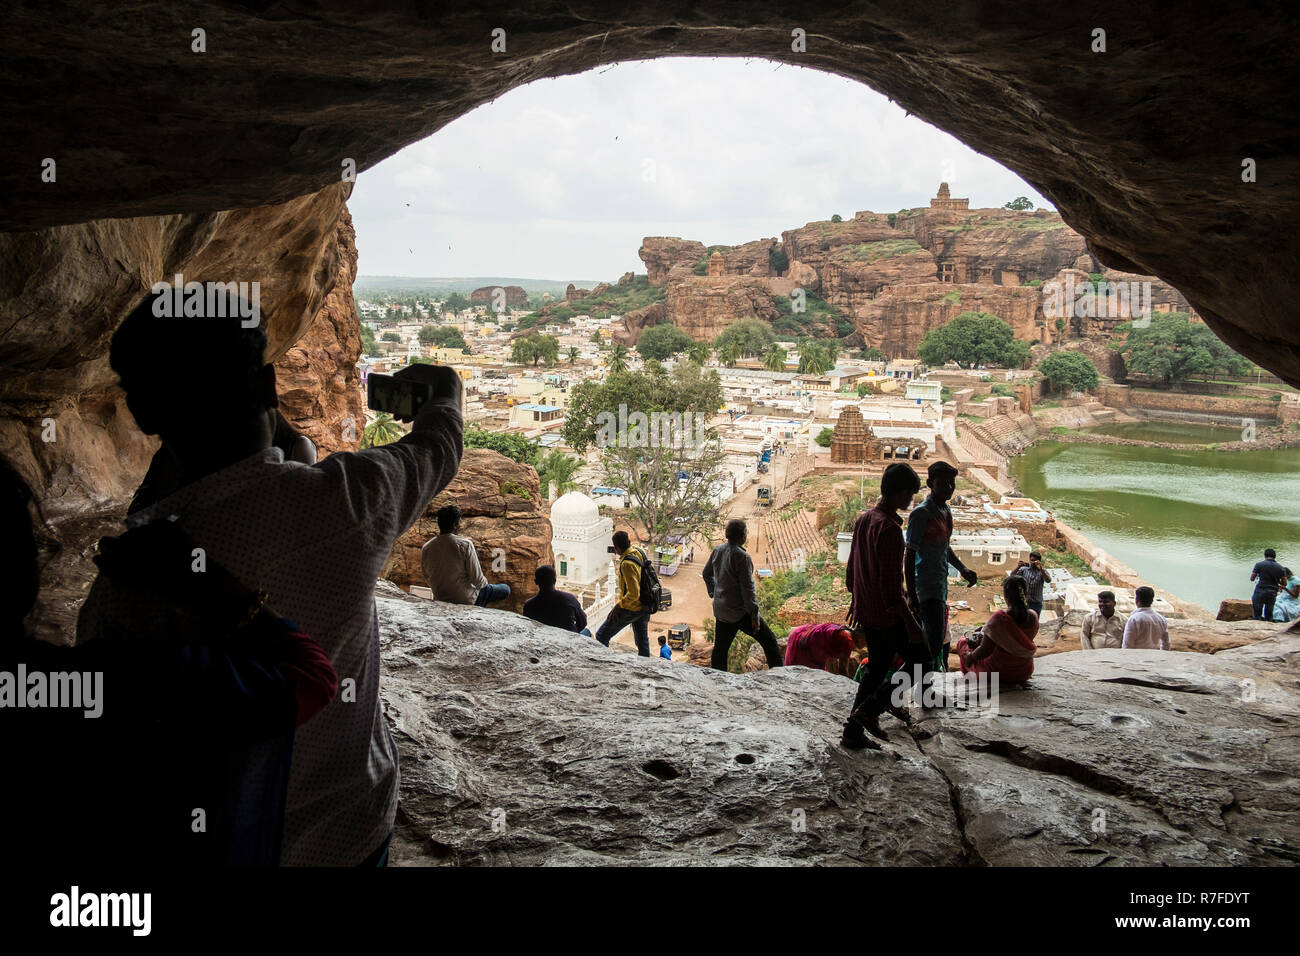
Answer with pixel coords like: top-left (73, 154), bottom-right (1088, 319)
top-left (0, 183), bottom-right (349, 511)
top-left (381, 448), bottom-right (553, 614)
top-left (613, 301), bottom-right (667, 346)
top-left (470, 285), bottom-right (527, 308)
top-left (855, 283), bottom-right (1043, 356)
top-left (665, 276), bottom-right (780, 342)
top-left (274, 207), bottom-right (363, 457)
top-left (565, 283), bottom-right (591, 303)
top-left (378, 590), bottom-right (1299, 865)
top-left (639, 238), bottom-right (707, 286)
top-left (3, 4), bottom-right (1297, 388)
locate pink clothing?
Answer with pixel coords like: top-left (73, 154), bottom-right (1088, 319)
top-left (958, 610), bottom-right (1038, 684)
top-left (784, 622), bottom-right (854, 669)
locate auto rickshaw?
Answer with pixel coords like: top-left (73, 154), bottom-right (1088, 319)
top-left (667, 623), bottom-right (692, 650)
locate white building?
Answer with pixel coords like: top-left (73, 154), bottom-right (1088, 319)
top-left (948, 529), bottom-right (1030, 574)
top-left (550, 492), bottom-right (614, 587)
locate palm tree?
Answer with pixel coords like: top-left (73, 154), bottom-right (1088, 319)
top-left (537, 450), bottom-right (581, 499)
top-left (763, 344), bottom-right (787, 371)
top-left (568, 345), bottom-right (580, 364)
top-left (719, 341), bottom-right (742, 368)
top-left (609, 343), bottom-right (630, 373)
top-left (825, 342), bottom-right (841, 367)
top-left (687, 341), bottom-right (712, 366)
top-left (799, 343), bottom-right (832, 375)
top-left (362, 412), bottom-right (404, 449)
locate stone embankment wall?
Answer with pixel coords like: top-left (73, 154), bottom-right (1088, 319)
top-left (1098, 384), bottom-right (1281, 422)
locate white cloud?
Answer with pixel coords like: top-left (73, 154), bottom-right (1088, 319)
top-left (350, 57), bottom-right (1051, 279)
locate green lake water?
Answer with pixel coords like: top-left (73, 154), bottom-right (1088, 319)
top-left (1009, 427), bottom-right (1300, 611)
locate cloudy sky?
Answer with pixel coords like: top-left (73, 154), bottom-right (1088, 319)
top-left (349, 57), bottom-right (1051, 281)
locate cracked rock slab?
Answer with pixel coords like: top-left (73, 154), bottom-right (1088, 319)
top-left (377, 588), bottom-right (1298, 866)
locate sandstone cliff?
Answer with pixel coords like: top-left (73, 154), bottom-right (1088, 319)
top-left (378, 589), bottom-right (1300, 865)
top-left (470, 285), bottom-right (527, 308)
top-left (274, 207), bottom-right (363, 457)
top-left (382, 448), bottom-right (553, 614)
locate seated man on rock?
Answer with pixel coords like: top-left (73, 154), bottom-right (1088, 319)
top-left (522, 564), bottom-right (590, 635)
top-left (421, 505), bottom-right (512, 607)
top-left (78, 286), bottom-right (465, 867)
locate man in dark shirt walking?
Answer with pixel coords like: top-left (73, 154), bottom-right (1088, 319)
top-left (842, 463), bottom-right (928, 749)
top-left (522, 565), bottom-right (590, 635)
top-left (1250, 548), bottom-right (1287, 621)
top-left (703, 519), bottom-right (783, 671)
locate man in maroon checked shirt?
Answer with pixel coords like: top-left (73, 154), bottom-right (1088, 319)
top-left (841, 463), bottom-right (928, 749)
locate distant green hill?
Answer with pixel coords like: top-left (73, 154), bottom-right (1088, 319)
top-left (355, 275), bottom-right (604, 296)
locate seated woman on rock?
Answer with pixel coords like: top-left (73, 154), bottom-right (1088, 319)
top-left (956, 575), bottom-right (1038, 684)
top-left (783, 621), bottom-right (863, 673)
top-left (1273, 568), bottom-right (1300, 622)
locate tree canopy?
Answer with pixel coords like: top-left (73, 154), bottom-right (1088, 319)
top-left (1111, 313), bottom-right (1252, 386)
top-left (1037, 350), bottom-right (1100, 393)
top-left (917, 312), bottom-right (1031, 369)
top-left (635, 323), bottom-right (694, 360)
top-left (562, 362), bottom-right (723, 453)
top-left (1004, 197), bottom-right (1034, 211)
top-left (465, 427), bottom-right (539, 465)
top-left (441, 292), bottom-right (470, 313)
top-left (713, 319), bottom-right (775, 358)
top-left (510, 334), bottom-right (559, 366)
top-left (418, 325), bottom-right (469, 350)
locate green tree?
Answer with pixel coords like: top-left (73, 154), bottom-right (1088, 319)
top-left (562, 363), bottom-right (724, 453)
top-left (763, 344), bottom-right (787, 371)
top-left (1004, 197), bottom-right (1034, 211)
top-left (510, 334), bottom-right (560, 366)
top-left (442, 292), bottom-right (470, 313)
top-left (418, 325), bottom-right (469, 350)
top-left (718, 340), bottom-right (742, 368)
top-left (859, 347), bottom-right (885, 361)
top-left (590, 330), bottom-right (603, 345)
top-left (359, 323), bottom-right (378, 355)
top-left (798, 342), bottom-right (832, 375)
top-left (1111, 313), bottom-right (1252, 386)
top-left (361, 412), bottom-right (403, 449)
top-left (568, 346), bottom-right (580, 365)
top-left (636, 323), bottom-right (694, 360)
top-left (465, 427), bottom-right (540, 465)
top-left (536, 449), bottom-right (581, 499)
top-left (608, 343), bottom-right (630, 373)
top-left (768, 246), bottom-right (789, 274)
top-left (714, 319), bottom-right (775, 359)
top-left (830, 213), bottom-right (843, 222)
top-left (1037, 351), bottom-right (1100, 393)
top-left (917, 312), bottom-right (1031, 369)
top-left (687, 341), bottom-right (712, 366)
top-left (815, 426), bottom-right (834, 447)
top-left (381, 331), bottom-right (401, 343)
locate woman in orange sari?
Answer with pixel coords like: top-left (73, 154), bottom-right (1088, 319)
top-left (957, 574), bottom-right (1038, 684)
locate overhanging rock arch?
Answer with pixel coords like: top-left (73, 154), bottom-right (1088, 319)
top-left (1, 4), bottom-right (1297, 387)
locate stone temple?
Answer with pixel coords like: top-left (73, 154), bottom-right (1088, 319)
top-left (829, 406), bottom-right (882, 463)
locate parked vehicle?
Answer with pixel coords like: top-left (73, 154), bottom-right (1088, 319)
top-left (667, 624), bottom-right (692, 650)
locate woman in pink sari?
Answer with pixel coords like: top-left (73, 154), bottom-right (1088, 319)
top-left (957, 575), bottom-right (1038, 684)
top-left (784, 622), bottom-right (860, 672)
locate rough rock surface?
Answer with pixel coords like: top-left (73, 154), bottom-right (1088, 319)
top-left (378, 589), bottom-right (1299, 865)
top-left (639, 238), bottom-right (707, 286)
top-left (0, 183), bottom-right (349, 507)
top-left (613, 301), bottom-right (667, 346)
top-left (470, 285), bottom-right (527, 308)
top-left (382, 448), bottom-right (553, 615)
top-left (273, 207), bottom-right (363, 456)
top-left (665, 276), bottom-right (781, 342)
top-left (2, 5), bottom-right (1297, 386)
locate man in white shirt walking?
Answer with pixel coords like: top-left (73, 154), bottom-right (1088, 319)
top-left (421, 504), bottom-right (511, 606)
top-left (79, 288), bottom-right (465, 866)
top-left (1121, 586), bottom-right (1170, 650)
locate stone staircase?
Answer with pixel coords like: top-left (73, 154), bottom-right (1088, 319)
top-left (759, 509), bottom-right (828, 571)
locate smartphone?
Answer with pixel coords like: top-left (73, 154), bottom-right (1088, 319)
top-left (367, 372), bottom-right (434, 420)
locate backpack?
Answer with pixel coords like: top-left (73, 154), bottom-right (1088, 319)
top-left (623, 548), bottom-right (669, 613)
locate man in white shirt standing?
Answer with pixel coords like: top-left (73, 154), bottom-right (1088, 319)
top-left (79, 287), bottom-right (465, 866)
top-left (1121, 586), bottom-right (1171, 650)
top-left (1080, 590), bottom-right (1127, 649)
top-left (420, 505), bottom-right (511, 606)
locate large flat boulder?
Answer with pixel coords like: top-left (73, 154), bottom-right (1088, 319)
top-left (378, 588), bottom-right (1299, 865)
